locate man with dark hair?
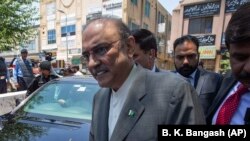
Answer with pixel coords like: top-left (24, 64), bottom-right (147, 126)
top-left (26, 61), bottom-right (59, 97)
top-left (173, 35), bottom-right (222, 114)
top-left (72, 65), bottom-right (83, 76)
top-left (0, 57), bottom-right (10, 94)
top-left (13, 49), bottom-right (34, 91)
top-left (82, 17), bottom-right (205, 141)
top-left (131, 29), bottom-right (160, 71)
top-left (207, 3), bottom-right (250, 125)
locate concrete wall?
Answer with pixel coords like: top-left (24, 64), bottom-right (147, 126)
top-left (0, 91), bottom-right (26, 115)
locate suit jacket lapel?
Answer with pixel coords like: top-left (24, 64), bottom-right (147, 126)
top-left (195, 68), bottom-right (205, 95)
top-left (206, 74), bottom-right (237, 123)
top-left (110, 66), bottom-right (146, 141)
top-left (97, 88), bottom-right (111, 141)
top-left (194, 68), bottom-right (200, 88)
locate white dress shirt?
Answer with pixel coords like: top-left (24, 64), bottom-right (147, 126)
top-left (151, 64), bottom-right (156, 72)
top-left (108, 65), bottom-right (137, 140)
top-left (212, 82), bottom-right (250, 124)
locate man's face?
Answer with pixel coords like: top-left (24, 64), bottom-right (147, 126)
top-left (133, 44), bottom-right (154, 70)
top-left (174, 41), bottom-right (199, 77)
top-left (82, 21), bottom-right (134, 90)
top-left (40, 69), bottom-right (50, 77)
top-left (21, 53), bottom-right (28, 60)
top-left (230, 42), bottom-right (250, 88)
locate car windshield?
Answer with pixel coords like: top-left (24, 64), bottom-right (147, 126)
top-left (22, 80), bottom-right (99, 121)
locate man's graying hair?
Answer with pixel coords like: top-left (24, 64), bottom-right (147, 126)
top-left (83, 16), bottom-right (131, 41)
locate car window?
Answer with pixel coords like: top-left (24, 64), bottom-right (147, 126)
top-left (23, 81), bottom-right (99, 121)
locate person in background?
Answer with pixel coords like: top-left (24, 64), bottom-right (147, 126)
top-left (131, 29), bottom-right (162, 72)
top-left (82, 17), bottom-right (205, 141)
top-left (0, 57), bottom-right (10, 94)
top-left (13, 49), bottom-right (34, 91)
top-left (173, 35), bottom-right (222, 115)
top-left (63, 67), bottom-right (75, 76)
top-left (72, 65), bottom-right (83, 76)
top-left (207, 3), bottom-right (250, 125)
top-left (26, 61), bottom-right (59, 97)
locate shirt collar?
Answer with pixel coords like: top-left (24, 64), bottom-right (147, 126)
top-left (112, 65), bottom-right (137, 95)
top-left (151, 64), bottom-right (156, 72)
top-left (189, 69), bottom-right (197, 79)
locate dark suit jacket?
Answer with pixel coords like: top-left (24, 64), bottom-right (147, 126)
top-left (172, 68), bottom-right (222, 115)
top-left (194, 68), bottom-right (223, 115)
top-left (90, 66), bottom-right (205, 141)
top-left (206, 72), bottom-right (238, 124)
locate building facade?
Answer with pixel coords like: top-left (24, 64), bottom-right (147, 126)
top-left (170, 0), bottom-right (249, 73)
top-left (40, 0), bottom-right (172, 69)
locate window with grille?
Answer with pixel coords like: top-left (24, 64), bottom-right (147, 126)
top-left (188, 17), bottom-right (213, 34)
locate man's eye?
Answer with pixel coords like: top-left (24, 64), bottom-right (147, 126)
top-left (94, 47), bottom-right (107, 56)
top-left (187, 54), bottom-right (197, 59)
top-left (175, 56), bottom-right (184, 60)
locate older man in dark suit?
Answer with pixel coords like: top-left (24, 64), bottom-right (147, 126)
top-left (207, 3), bottom-right (250, 125)
top-left (173, 35), bottom-right (223, 115)
top-left (82, 17), bottom-right (205, 141)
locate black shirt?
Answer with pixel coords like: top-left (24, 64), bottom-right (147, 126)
top-left (26, 74), bottom-right (59, 96)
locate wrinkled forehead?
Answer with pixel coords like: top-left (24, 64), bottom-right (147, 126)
top-left (82, 21), bottom-right (120, 49)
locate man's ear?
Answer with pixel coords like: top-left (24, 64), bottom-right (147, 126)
top-left (126, 35), bottom-right (136, 58)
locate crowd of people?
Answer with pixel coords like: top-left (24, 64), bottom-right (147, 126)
top-left (84, 3), bottom-right (250, 141)
top-left (0, 2), bottom-right (250, 140)
top-left (0, 49), bottom-right (84, 95)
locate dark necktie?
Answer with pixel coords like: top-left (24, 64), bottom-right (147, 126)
top-left (216, 84), bottom-right (248, 125)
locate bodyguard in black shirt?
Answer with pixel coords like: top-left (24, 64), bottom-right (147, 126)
top-left (26, 61), bottom-right (59, 97)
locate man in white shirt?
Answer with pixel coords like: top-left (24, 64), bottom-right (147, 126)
top-left (72, 66), bottom-right (83, 76)
top-left (82, 17), bottom-right (205, 141)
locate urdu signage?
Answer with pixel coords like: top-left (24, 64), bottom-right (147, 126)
top-left (225, 0), bottom-right (250, 13)
top-left (195, 35), bottom-right (216, 46)
top-left (103, 1), bottom-right (122, 10)
top-left (102, 0), bottom-right (122, 18)
top-left (184, 1), bottom-right (220, 18)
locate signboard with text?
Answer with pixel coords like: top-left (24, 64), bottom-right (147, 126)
top-left (199, 46), bottom-right (216, 59)
top-left (195, 35), bottom-right (216, 46)
top-left (184, 1), bottom-right (220, 18)
top-left (225, 0), bottom-right (250, 13)
top-left (102, 0), bottom-right (122, 18)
